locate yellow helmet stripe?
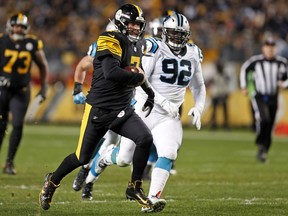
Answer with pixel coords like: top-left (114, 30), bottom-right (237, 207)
top-left (18, 13), bottom-right (23, 22)
top-left (132, 4), bottom-right (142, 16)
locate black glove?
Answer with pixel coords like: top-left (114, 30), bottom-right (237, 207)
top-left (142, 97), bottom-right (154, 117)
top-left (37, 83), bottom-right (47, 103)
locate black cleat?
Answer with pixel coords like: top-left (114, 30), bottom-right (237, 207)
top-left (39, 173), bottom-right (60, 210)
top-left (72, 167), bottom-right (89, 191)
top-left (3, 161), bottom-right (16, 175)
top-left (125, 180), bottom-right (152, 207)
top-left (82, 182), bottom-right (93, 200)
top-left (256, 146), bottom-right (267, 163)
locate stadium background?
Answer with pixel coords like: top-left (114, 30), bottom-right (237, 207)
top-left (0, 0), bottom-right (288, 133)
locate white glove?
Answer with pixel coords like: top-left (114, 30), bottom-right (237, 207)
top-left (188, 107), bottom-right (201, 130)
top-left (160, 99), bottom-right (179, 118)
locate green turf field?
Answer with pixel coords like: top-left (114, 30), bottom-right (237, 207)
top-left (0, 124), bottom-right (287, 216)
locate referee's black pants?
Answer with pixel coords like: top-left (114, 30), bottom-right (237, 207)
top-left (252, 94), bottom-right (278, 152)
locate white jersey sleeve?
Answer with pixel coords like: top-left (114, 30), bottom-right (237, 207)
top-left (187, 45), bottom-right (206, 114)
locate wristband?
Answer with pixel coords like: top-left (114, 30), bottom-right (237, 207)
top-left (73, 82), bottom-right (82, 95)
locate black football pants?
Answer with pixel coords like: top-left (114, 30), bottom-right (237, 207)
top-left (252, 94), bottom-right (277, 152)
top-left (0, 87), bottom-right (30, 162)
top-left (51, 104), bottom-right (153, 184)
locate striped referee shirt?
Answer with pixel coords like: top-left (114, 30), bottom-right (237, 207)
top-left (240, 54), bottom-right (288, 96)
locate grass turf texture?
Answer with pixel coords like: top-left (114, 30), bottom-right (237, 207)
top-left (0, 124), bottom-right (287, 216)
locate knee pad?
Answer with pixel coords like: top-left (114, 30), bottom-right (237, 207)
top-left (117, 154), bottom-right (132, 167)
top-left (158, 145), bottom-right (178, 160)
top-left (154, 157), bottom-right (173, 172)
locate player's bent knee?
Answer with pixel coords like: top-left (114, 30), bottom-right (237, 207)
top-left (158, 147), bottom-right (178, 160)
top-left (78, 154), bottom-right (91, 165)
top-left (117, 158), bottom-right (131, 167)
top-left (135, 133), bottom-right (153, 148)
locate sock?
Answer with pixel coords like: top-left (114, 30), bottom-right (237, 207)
top-left (85, 170), bottom-right (99, 184)
top-left (148, 167), bottom-right (169, 199)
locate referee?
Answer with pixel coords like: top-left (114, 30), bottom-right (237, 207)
top-left (240, 37), bottom-right (288, 162)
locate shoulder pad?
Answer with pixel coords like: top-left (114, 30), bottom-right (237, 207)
top-left (145, 37), bottom-right (159, 54)
top-left (87, 42), bottom-right (97, 57)
top-left (189, 43), bottom-right (203, 62)
top-left (97, 31), bottom-right (122, 57)
top-left (25, 34), bottom-right (38, 40)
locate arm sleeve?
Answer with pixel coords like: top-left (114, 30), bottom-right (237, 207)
top-left (140, 80), bottom-right (155, 98)
top-left (102, 56), bottom-right (144, 86)
top-left (240, 60), bottom-right (250, 90)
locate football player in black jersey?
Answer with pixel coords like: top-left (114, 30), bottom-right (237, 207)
top-left (0, 13), bottom-right (48, 175)
top-left (40, 4), bottom-right (155, 211)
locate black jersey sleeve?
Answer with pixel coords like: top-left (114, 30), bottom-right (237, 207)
top-left (102, 56), bottom-right (144, 86)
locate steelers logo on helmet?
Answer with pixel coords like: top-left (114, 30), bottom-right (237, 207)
top-left (163, 12), bottom-right (190, 51)
top-left (6, 13), bottom-right (30, 41)
top-left (114, 4), bottom-right (146, 43)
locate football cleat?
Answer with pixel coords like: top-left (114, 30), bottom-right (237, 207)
top-left (72, 167), bottom-right (89, 191)
top-left (3, 161), bottom-right (16, 175)
top-left (141, 197), bottom-right (167, 213)
top-left (39, 173), bottom-right (60, 210)
top-left (256, 149), bottom-right (267, 163)
top-left (82, 182), bottom-right (94, 201)
top-left (125, 180), bottom-right (152, 207)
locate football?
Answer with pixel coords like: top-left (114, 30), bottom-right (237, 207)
top-left (124, 66), bottom-right (139, 73)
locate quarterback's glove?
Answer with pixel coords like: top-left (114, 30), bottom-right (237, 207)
top-left (73, 92), bottom-right (86, 104)
top-left (36, 84), bottom-right (47, 103)
top-left (73, 82), bottom-right (86, 104)
top-left (160, 99), bottom-right (179, 118)
top-left (142, 97), bottom-right (154, 117)
top-left (188, 107), bottom-right (201, 130)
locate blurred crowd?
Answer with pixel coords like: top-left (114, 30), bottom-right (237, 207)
top-left (1, 0), bottom-right (288, 85)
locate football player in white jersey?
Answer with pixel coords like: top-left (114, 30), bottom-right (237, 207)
top-left (83, 12), bottom-right (206, 213)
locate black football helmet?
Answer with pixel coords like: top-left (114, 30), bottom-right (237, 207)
top-left (114, 4), bottom-right (146, 42)
top-left (162, 12), bottom-right (190, 51)
top-left (6, 13), bottom-right (30, 40)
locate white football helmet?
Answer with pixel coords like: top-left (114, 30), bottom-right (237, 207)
top-left (162, 12), bottom-right (190, 51)
top-left (148, 17), bottom-right (163, 39)
top-left (106, 19), bottom-right (117, 31)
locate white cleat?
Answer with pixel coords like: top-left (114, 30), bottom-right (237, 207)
top-left (141, 197), bottom-right (166, 213)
